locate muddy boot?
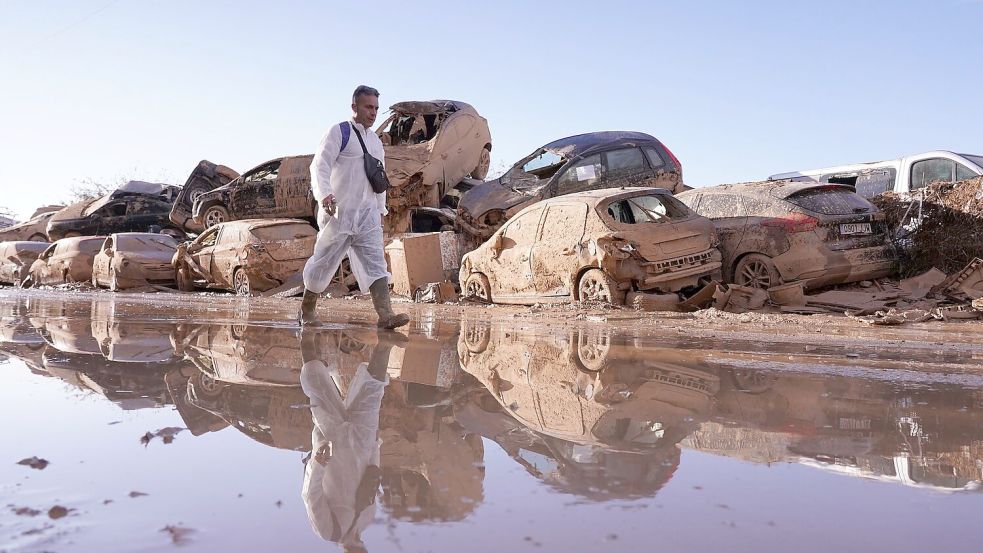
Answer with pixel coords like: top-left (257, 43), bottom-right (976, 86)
top-left (300, 289), bottom-right (319, 325)
top-left (369, 278), bottom-right (409, 329)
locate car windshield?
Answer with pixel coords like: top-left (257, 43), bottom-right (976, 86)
top-left (605, 194), bottom-right (690, 224)
top-left (960, 154), bottom-right (983, 171)
top-left (504, 149), bottom-right (568, 191)
top-left (785, 186), bottom-right (874, 215)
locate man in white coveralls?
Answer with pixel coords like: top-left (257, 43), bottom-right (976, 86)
top-left (300, 85), bottom-right (410, 329)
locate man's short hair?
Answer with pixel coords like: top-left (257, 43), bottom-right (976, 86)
top-left (352, 85), bottom-right (379, 103)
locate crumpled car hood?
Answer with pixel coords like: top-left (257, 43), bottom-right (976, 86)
top-left (458, 178), bottom-right (536, 217)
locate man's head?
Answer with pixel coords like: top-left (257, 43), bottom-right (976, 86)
top-left (351, 85), bottom-right (380, 128)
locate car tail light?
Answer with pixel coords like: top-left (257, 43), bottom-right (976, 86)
top-left (762, 213), bottom-right (819, 233)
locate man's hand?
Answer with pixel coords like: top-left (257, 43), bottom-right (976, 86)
top-left (321, 194), bottom-right (337, 216)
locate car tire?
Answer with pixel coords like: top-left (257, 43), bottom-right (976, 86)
top-left (189, 370), bottom-right (224, 400)
top-left (233, 267), bottom-right (252, 296)
top-left (176, 265), bottom-right (195, 292)
top-left (28, 233), bottom-right (47, 242)
top-left (733, 253), bottom-right (780, 290)
top-left (577, 268), bottom-right (625, 305)
top-left (202, 205), bottom-right (229, 229)
top-left (575, 331), bottom-right (612, 372)
top-left (185, 182), bottom-right (211, 205)
top-left (470, 146), bottom-right (492, 180)
top-left (463, 272), bottom-right (492, 302)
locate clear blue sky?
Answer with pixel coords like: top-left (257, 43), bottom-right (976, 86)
top-left (2, 0), bottom-right (981, 219)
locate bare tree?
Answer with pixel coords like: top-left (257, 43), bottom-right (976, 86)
top-left (66, 177), bottom-right (124, 203)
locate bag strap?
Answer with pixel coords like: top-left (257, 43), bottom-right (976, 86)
top-left (350, 122), bottom-right (370, 154)
top-left (340, 122), bottom-right (351, 152)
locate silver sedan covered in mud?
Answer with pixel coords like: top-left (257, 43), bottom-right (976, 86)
top-left (0, 241), bottom-right (49, 286)
top-left (173, 219), bottom-right (316, 296)
top-left (677, 181), bottom-right (897, 289)
top-left (91, 233), bottom-right (179, 291)
top-left (459, 188), bottom-right (721, 306)
top-left (26, 236), bottom-right (105, 287)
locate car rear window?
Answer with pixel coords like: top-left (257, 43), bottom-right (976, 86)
top-left (118, 234), bottom-right (178, 252)
top-left (605, 194), bottom-right (690, 224)
top-left (250, 224), bottom-right (315, 241)
top-left (785, 187), bottom-right (873, 215)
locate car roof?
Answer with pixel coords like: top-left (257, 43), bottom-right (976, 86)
top-left (543, 131), bottom-right (659, 158)
top-left (679, 180), bottom-right (852, 200)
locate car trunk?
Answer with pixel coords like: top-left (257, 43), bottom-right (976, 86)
top-left (784, 187), bottom-right (891, 252)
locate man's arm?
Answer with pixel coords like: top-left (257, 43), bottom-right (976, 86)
top-left (311, 124), bottom-right (343, 204)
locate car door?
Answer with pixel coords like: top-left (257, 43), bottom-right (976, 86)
top-left (33, 245), bottom-right (56, 284)
top-left (188, 227), bottom-right (220, 283)
top-left (530, 203), bottom-right (588, 298)
top-left (231, 161), bottom-right (280, 218)
top-left (96, 202), bottom-right (128, 235)
top-left (486, 207), bottom-right (543, 300)
top-left (549, 153), bottom-right (605, 199)
top-left (211, 226), bottom-right (240, 287)
top-left (92, 237), bottom-right (113, 284)
top-left (125, 197), bottom-right (172, 231)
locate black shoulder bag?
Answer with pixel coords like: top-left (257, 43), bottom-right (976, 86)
top-left (349, 122), bottom-right (391, 194)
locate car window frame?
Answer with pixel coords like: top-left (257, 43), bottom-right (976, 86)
top-left (910, 158), bottom-right (956, 190)
top-left (602, 147), bottom-right (650, 179)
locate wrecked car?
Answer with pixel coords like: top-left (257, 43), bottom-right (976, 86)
top-left (0, 241), bottom-right (49, 286)
top-left (677, 181), bottom-right (897, 290)
top-left (459, 188), bottom-right (721, 305)
top-left (169, 160), bottom-right (240, 234)
top-left (46, 181), bottom-right (183, 241)
top-left (25, 236), bottom-right (105, 287)
top-left (91, 233), bottom-right (179, 291)
top-left (173, 219), bottom-right (316, 295)
top-left (0, 210), bottom-right (60, 242)
top-left (456, 131), bottom-right (685, 243)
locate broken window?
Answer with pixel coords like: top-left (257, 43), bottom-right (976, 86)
top-left (555, 154), bottom-right (603, 192)
top-left (197, 229), bottom-right (219, 248)
top-left (603, 148), bottom-right (647, 179)
top-left (242, 161), bottom-right (281, 183)
top-left (854, 168), bottom-right (896, 197)
top-left (606, 194), bottom-right (687, 224)
top-left (911, 158), bottom-right (955, 190)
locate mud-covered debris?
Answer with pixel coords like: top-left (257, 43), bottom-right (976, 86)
top-left (767, 282), bottom-right (805, 306)
top-left (12, 506), bottom-right (42, 516)
top-left (626, 291), bottom-right (682, 312)
top-left (48, 505), bottom-right (70, 519)
top-left (17, 456), bottom-right (49, 470)
top-left (140, 427), bottom-right (186, 446)
top-left (414, 281), bottom-right (458, 303)
top-left (899, 268), bottom-right (947, 299)
top-left (129, 491), bottom-right (149, 498)
top-left (931, 257), bottom-right (983, 300)
top-left (160, 524), bottom-right (195, 545)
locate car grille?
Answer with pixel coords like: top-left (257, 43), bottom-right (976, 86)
top-left (648, 250), bottom-right (715, 273)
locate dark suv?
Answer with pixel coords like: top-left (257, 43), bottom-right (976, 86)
top-left (456, 131), bottom-right (684, 241)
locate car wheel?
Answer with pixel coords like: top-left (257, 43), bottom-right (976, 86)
top-left (233, 268), bottom-right (252, 296)
top-left (176, 265), bottom-right (195, 292)
top-left (28, 233), bottom-right (47, 242)
top-left (575, 331), bottom-right (611, 372)
top-left (461, 320), bottom-right (491, 354)
top-left (577, 269), bottom-right (625, 305)
top-left (463, 272), bottom-right (492, 302)
top-left (189, 370), bottom-right (224, 400)
top-left (470, 147), bottom-right (492, 180)
top-left (734, 253), bottom-right (780, 290)
top-left (203, 205), bottom-right (229, 228)
top-left (186, 182), bottom-right (211, 205)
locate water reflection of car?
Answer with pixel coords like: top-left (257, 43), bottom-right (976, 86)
top-left (46, 182), bottom-right (182, 241)
top-left (677, 181), bottom-right (897, 289)
top-left (457, 131), bottom-right (685, 241)
top-left (0, 241), bottom-right (49, 286)
top-left (173, 219), bottom-right (316, 295)
top-left (179, 323), bottom-right (303, 386)
top-left (459, 188), bottom-right (721, 305)
top-left (91, 232), bottom-right (179, 291)
top-left (26, 236), bottom-right (104, 287)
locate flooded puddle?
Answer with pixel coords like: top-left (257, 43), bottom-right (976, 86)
top-left (2, 293), bottom-right (982, 552)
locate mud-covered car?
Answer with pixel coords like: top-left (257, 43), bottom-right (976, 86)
top-left (456, 132), bottom-right (685, 242)
top-left (0, 210), bottom-right (59, 242)
top-left (46, 182), bottom-right (182, 241)
top-left (91, 233), bottom-right (179, 291)
top-left (459, 188), bottom-right (721, 305)
top-left (26, 236), bottom-right (105, 286)
top-left (169, 160), bottom-right (240, 234)
top-left (173, 219), bottom-right (316, 295)
top-left (676, 181), bottom-right (897, 289)
top-left (0, 241), bottom-right (49, 286)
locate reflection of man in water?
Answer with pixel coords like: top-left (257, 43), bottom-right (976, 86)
top-left (300, 329), bottom-right (402, 552)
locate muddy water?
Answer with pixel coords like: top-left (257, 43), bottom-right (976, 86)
top-left (2, 291), bottom-right (983, 552)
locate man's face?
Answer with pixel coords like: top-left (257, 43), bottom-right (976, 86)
top-left (352, 94), bottom-right (379, 127)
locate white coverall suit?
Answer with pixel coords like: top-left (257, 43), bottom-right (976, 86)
top-left (301, 357), bottom-right (387, 546)
top-left (303, 120), bottom-right (390, 295)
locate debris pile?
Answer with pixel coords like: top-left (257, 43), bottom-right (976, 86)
top-left (871, 177), bottom-right (983, 276)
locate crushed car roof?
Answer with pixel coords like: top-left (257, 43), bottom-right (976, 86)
top-left (542, 131), bottom-right (659, 157)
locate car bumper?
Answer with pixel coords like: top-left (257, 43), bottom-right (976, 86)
top-left (795, 245), bottom-right (898, 289)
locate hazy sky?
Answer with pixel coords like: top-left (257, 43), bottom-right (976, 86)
top-left (2, 0), bottom-right (981, 219)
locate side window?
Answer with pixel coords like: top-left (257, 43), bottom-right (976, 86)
top-left (642, 146), bottom-right (666, 169)
top-left (555, 154), bottom-right (604, 193)
top-left (693, 195), bottom-right (746, 218)
top-left (40, 245), bottom-right (56, 260)
top-left (109, 203), bottom-right (127, 217)
top-left (854, 168), bottom-right (897, 198)
top-left (198, 229), bottom-right (219, 248)
top-left (956, 163), bottom-right (976, 181)
top-left (603, 148), bottom-right (647, 179)
top-left (502, 209), bottom-right (542, 246)
top-left (242, 161), bottom-right (281, 183)
top-left (911, 158), bottom-right (955, 190)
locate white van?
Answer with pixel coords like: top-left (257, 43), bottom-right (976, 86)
top-left (769, 150), bottom-right (983, 199)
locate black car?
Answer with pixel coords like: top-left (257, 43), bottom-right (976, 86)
top-left (456, 131), bottom-right (685, 241)
top-left (46, 182), bottom-right (183, 241)
top-left (168, 160), bottom-right (240, 234)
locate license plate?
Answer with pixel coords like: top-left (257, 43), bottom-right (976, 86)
top-left (839, 223), bottom-right (872, 235)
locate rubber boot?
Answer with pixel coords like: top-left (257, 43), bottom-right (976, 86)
top-left (300, 289), bottom-right (319, 325)
top-left (369, 278), bottom-right (409, 329)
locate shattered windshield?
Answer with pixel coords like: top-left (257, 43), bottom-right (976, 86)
top-left (504, 149), bottom-right (568, 190)
top-left (606, 194), bottom-right (689, 224)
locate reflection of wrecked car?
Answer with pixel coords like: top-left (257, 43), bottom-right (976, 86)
top-left (91, 233), bottom-right (179, 291)
top-left (174, 219), bottom-right (316, 295)
top-left (0, 241), bottom-right (49, 286)
top-left (169, 160), bottom-right (240, 234)
top-left (456, 131), bottom-right (684, 241)
top-left (46, 182), bottom-right (182, 241)
top-left (180, 323), bottom-right (302, 386)
top-left (376, 100), bottom-right (492, 225)
top-left (459, 188), bottom-right (721, 305)
top-left (191, 156), bottom-right (315, 229)
top-left (26, 236), bottom-right (104, 286)
top-left (677, 182), bottom-right (897, 289)
top-left (0, 208), bottom-right (61, 242)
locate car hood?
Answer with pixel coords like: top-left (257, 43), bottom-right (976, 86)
top-left (458, 178), bottom-right (537, 217)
